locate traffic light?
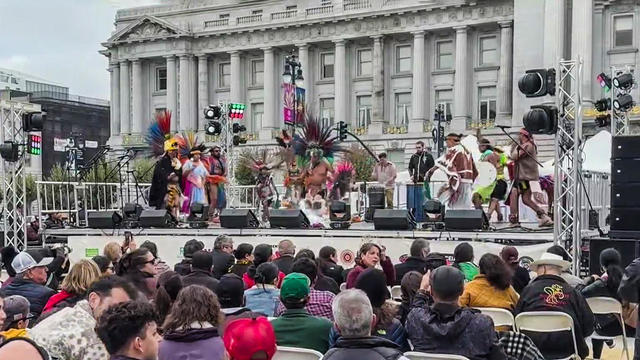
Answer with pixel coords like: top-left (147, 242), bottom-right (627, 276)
top-left (22, 111), bottom-right (46, 131)
top-left (229, 103), bottom-right (245, 119)
top-left (206, 121), bottom-right (222, 136)
top-left (204, 105), bottom-right (222, 120)
top-left (596, 73), bottom-right (612, 92)
top-left (522, 105), bottom-right (558, 135)
top-left (337, 121), bottom-right (348, 141)
top-left (0, 141), bottom-right (19, 162)
top-left (518, 68), bottom-right (556, 97)
top-left (27, 134), bottom-right (42, 155)
top-left (232, 123), bottom-right (246, 133)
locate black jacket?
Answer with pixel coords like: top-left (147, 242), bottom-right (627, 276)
top-left (0, 277), bottom-right (56, 317)
top-left (394, 256), bottom-right (427, 285)
top-left (511, 266), bottom-right (531, 294)
top-left (408, 152), bottom-right (435, 183)
top-left (149, 155), bottom-right (182, 209)
top-left (323, 336), bottom-right (405, 360)
top-left (174, 259), bottom-right (193, 276)
top-left (318, 259), bottom-right (344, 285)
top-left (212, 250), bottom-right (235, 279)
top-left (229, 261), bottom-right (251, 278)
top-left (182, 269), bottom-right (219, 293)
top-left (273, 255), bottom-right (295, 275)
top-left (619, 258), bottom-right (640, 360)
top-left (316, 274), bottom-right (340, 294)
top-left (515, 274), bottom-right (594, 359)
top-left (582, 277), bottom-right (624, 336)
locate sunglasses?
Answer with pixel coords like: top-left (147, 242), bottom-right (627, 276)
top-left (142, 257), bottom-right (158, 265)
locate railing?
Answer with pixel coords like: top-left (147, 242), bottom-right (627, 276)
top-left (344, 0), bottom-right (372, 11)
top-left (306, 5), bottom-right (334, 16)
top-left (237, 14), bottom-right (262, 25)
top-left (30, 91), bottom-right (109, 107)
top-left (271, 10), bottom-right (298, 20)
top-left (204, 18), bottom-right (230, 28)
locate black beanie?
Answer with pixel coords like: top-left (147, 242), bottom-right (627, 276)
top-left (355, 268), bottom-right (389, 308)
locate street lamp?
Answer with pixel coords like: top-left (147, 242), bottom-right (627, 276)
top-left (283, 53), bottom-right (304, 130)
top-left (295, 68), bottom-right (304, 88)
top-left (282, 64), bottom-right (292, 84)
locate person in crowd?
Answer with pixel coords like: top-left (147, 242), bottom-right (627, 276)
top-left (212, 235), bottom-right (235, 279)
top-left (425, 252), bottom-right (448, 271)
top-left (30, 276), bottom-right (137, 360)
top-left (0, 250), bottom-right (55, 317)
top-left (346, 243), bottom-right (395, 289)
top-left (294, 249), bottom-right (340, 294)
top-left (459, 254), bottom-right (519, 311)
top-left (620, 254), bottom-right (640, 360)
top-left (39, 246), bottom-right (70, 292)
top-left (582, 248), bottom-right (634, 360)
top-left (139, 240), bottom-right (171, 275)
top-left (42, 259), bottom-right (101, 315)
top-left (406, 267), bottom-right (506, 359)
top-left (154, 271), bottom-right (183, 329)
top-left (273, 239), bottom-right (296, 275)
top-left (95, 301), bottom-right (160, 360)
top-left (0, 296), bottom-right (6, 329)
top-left (395, 239), bottom-right (430, 284)
top-left (499, 246), bottom-right (530, 294)
top-left (159, 285), bottom-right (225, 360)
top-left (318, 246), bottom-right (345, 285)
top-left (244, 262), bottom-right (281, 316)
top-left (0, 338), bottom-right (50, 360)
top-left (514, 252), bottom-right (594, 359)
top-left (91, 255), bottom-right (114, 277)
top-left (103, 241), bottom-right (123, 266)
top-left (115, 248), bottom-right (158, 300)
top-left (182, 250), bottom-right (219, 292)
top-left (244, 244), bottom-right (285, 289)
top-left (452, 242), bottom-right (479, 282)
top-left (546, 245), bottom-right (584, 288)
top-left (0, 246), bottom-right (19, 289)
top-left (409, 140), bottom-right (435, 184)
top-left (275, 257), bottom-right (335, 320)
top-left (223, 317), bottom-right (277, 360)
top-left (271, 273), bottom-right (333, 353)
top-left (174, 239), bottom-right (205, 276)
top-left (216, 274), bottom-right (254, 320)
top-left (230, 243), bottom-right (254, 278)
top-left (0, 295), bottom-right (31, 343)
top-left (323, 289), bottom-right (408, 360)
top-left (397, 271), bottom-right (421, 325)
top-left (371, 153), bottom-right (397, 208)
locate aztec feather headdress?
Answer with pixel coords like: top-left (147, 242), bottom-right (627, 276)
top-left (145, 110), bottom-right (176, 157)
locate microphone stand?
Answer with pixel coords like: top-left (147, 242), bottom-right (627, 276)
top-left (496, 126), bottom-right (544, 167)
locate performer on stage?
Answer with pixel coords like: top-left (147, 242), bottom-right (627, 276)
top-left (371, 153), bottom-right (397, 208)
top-left (146, 111), bottom-right (182, 210)
top-left (207, 145), bottom-right (227, 220)
top-left (508, 128), bottom-right (553, 226)
top-left (408, 140), bottom-right (434, 183)
top-left (427, 133), bottom-right (478, 209)
top-left (181, 145), bottom-right (209, 214)
top-left (328, 161), bottom-right (355, 201)
top-left (164, 172), bottom-right (185, 220)
top-left (472, 138), bottom-right (508, 222)
top-left (243, 149), bottom-right (283, 222)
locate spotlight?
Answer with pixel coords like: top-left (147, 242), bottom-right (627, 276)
top-left (0, 141), bottom-right (19, 162)
top-left (613, 94), bottom-right (635, 112)
top-left (596, 73), bottom-right (612, 92)
top-left (188, 203), bottom-right (209, 228)
top-left (206, 121), bottom-right (222, 136)
top-left (233, 135), bottom-right (247, 146)
top-left (595, 114), bottom-right (611, 128)
top-left (522, 105), bottom-right (558, 135)
top-left (613, 73), bottom-right (634, 90)
top-left (204, 105), bottom-right (222, 120)
top-left (594, 98), bottom-right (611, 112)
top-left (518, 68), bottom-right (556, 98)
top-left (329, 200), bottom-right (351, 229)
top-left (232, 123), bottom-right (246, 133)
top-left (22, 111), bottom-right (46, 131)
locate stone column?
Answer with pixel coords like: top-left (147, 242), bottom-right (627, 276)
top-left (230, 51), bottom-right (242, 102)
top-left (571, 0), bottom-right (593, 101)
top-left (261, 47), bottom-right (276, 140)
top-left (119, 60), bottom-right (130, 135)
top-left (297, 44), bottom-right (311, 104)
top-left (497, 21), bottom-right (513, 122)
top-left (109, 62), bottom-right (120, 137)
top-left (165, 55), bottom-right (178, 132)
top-left (370, 35), bottom-right (385, 135)
top-left (131, 59), bottom-right (143, 134)
top-left (334, 39), bottom-right (347, 126)
top-left (197, 54), bottom-right (209, 132)
top-left (410, 31), bottom-right (426, 133)
top-left (453, 26), bottom-right (469, 131)
top-left (543, 0), bottom-right (565, 69)
top-left (179, 54), bottom-right (192, 131)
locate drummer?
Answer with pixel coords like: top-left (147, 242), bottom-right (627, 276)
top-left (472, 138), bottom-right (508, 222)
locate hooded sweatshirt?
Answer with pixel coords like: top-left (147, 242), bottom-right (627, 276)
top-left (159, 323), bottom-right (225, 360)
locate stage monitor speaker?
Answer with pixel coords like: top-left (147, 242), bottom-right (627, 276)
top-left (87, 211), bottom-right (122, 229)
top-left (445, 209), bottom-right (488, 231)
top-left (612, 135), bottom-right (640, 159)
top-left (123, 203), bottom-right (143, 220)
top-left (367, 186), bottom-right (386, 208)
top-left (611, 159), bottom-right (640, 183)
top-left (220, 209), bottom-right (259, 229)
top-left (588, 238), bottom-right (638, 274)
top-left (611, 183), bottom-right (640, 208)
top-left (373, 209), bottom-right (415, 230)
top-left (269, 209), bottom-right (310, 229)
top-left (139, 209), bottom-right (173, 228)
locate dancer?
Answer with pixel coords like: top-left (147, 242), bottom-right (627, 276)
top-left (164, 172), bottom-right (185, 220)
top-left (508, 128), bottom-right (553, 226)
top-left (177, 135), bottom-right (209, 214)
top-left (328, 161), bottom-right (355, 201)
top-left (472, 138), bottom-right (508, 222)
top-left (146, 111), bottom-right (182, 209)
top-left (243, 149), bottom-right (283, 222)
top-left (207, 145), bottom-right (227, 220)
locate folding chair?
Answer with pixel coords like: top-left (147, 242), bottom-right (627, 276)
top-left (514, 311), bottom-right (579, 360)
top-left (339, 282), bottom-right (347, 291)
top-left (586, 297), bottom-right (631, 360)
top-left (473, 307), bottom-right (515, 329)
top-left (403, 352), bottom-right (470, 360)
top-left (273, 346), bottom-right (323, 360)
top-left (391, 285), bottom-right (402, 300)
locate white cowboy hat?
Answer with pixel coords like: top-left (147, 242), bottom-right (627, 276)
top-left (530, 252), bottom-right (571, 271)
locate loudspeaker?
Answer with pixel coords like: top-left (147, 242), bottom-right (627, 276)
top-left (220, 208), bottom-right (259, 229)
top-left (611, 183), bottom-right (640, 208)
top-left (611, 159), bottom-right (640, 183)
top-left (445, 209), bottom-right (488, 231)
top-left (139, 209), bottom-right (173, 228)
top-left (367, 187), bottom-right (385, 208)
top-left (87, 211), bottom-right (122, 229)
top-left (122, 203), bottom-right (143, 220)
top-left (373, 209), bottom-right (415, 230)
top-left (269, 209), bottom-right (310, 229)
top-left (612, 135), bottom-right (640, 159)
top-left (588, 238), bottom-right (639, 274)
top-left (610, 207), bottom-right (640, 236)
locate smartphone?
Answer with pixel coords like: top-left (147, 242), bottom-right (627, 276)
top-left (124, 231), bottom-right (133, 248)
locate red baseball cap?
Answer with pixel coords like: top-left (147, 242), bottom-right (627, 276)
top-left (224, 317), bottom-right (277, 360)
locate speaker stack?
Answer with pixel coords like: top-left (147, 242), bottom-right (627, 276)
top-left (610, 135), bottom-right (640, 239)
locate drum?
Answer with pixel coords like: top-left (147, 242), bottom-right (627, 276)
top-left (367, 186), bottom-right (385, 208)
top-left (474, 162), bottom-right (497, 187)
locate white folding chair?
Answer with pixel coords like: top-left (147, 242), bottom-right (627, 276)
top-left (473, 307), bottom-right (515, 329)
top-left (403, 351), bottom-right (470, 360)
top-left (586, 297), bottom-right (631, 360)
top-left (514, 311), bottom-right (579, 360)
top-left (339, 282), bottom-right (347, 291)
top-left (273, 346), bottom-right (323, 360)
top-left (391, 285), bottom-right (402, 300)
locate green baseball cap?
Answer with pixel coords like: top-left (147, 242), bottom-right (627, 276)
top-left (280, 272), bottom-right (311, 301)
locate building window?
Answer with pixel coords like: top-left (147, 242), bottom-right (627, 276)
top-left (155, 67), bottom-right (167, 91)
top-left (320, 98), bottom-right (335, 127)
top-left (394, 92), bottom-right (412, 126)
top-left (321, 0), bottom-right (332, 5)
top-left (478, 86), bottom-right (497, 121)
top-left (251, 59), bottom-right (264, 86)
top-left (251, 103), bottom-right (264, 132)
top-left (614, 15), bottom-right (633, 47)
top-left (252, 9), bottom-right (263, 15)
top-left (219, 63), bottom-right (231, 88)
top-left (356, 49), bottom-right (372, 77)
top-left (396, 45), bottom-right (412, 73)
top-left (356, 95), bottom-right (372, 128)
top-left (286, 5), bottom-right (297, 10)
top-left (220, 13), bottom-right (229, 19)
top-left (320, 53), bottom-right (335, 79)
top-left (10, 77), bottom-right (18, 85)
top-left (436, 40), bottom-right (454, 70)
top-left (0, 75), bottom-right (7, 83)
top-left (435, 89), bottom-right (453, 121)
top-left (479, 36), bottom-right (498, 66)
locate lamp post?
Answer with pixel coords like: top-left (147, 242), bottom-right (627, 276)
top-left (283, 53), bottom-right (304, 135)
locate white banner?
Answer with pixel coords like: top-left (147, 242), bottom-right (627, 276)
top-left (53, 138), bottom-right (68, 152)
top-left (85, 140), bottom-right (98, 149)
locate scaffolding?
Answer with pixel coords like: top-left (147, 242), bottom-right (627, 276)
top-left (610, 65), bottom-right (635, 136)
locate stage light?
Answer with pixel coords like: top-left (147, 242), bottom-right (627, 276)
top-left (594, 98), bottom-right (611, 112)
top-left (337, 121), bottom-right (348, 141)
top-left (613, 73), bottom-right (634, 90)
top-left (0, 141), bottom-right (19, 162)
top-left (229, 103), bottom-right (245, 119)
top-left (595, 114), bottom-right (611, 128)
top-left (204, 105), bottom-right (222, 120)
top-left (27, 134), bottom-right (42, 155)
top-left (188, 203), bottom-right (210, 228)
top-left (232, 122), bottom-right (246, 133)
top-left (206, 121), bottom-right (221, 136)
top-left (522, 105), bottom-right (558, 135)
top-left (22, 111), bottom-right (46, 131)
top-left (518, 68), bottom-right (556, 98)
top-left (233, 135), bottom-right (247, 146)
top-left (282, 64), bottom-right (292, 84)
top-left (613, 94), bottom-right (635, 112)
top-left (329, 200), bottom-right (351, 229)
top-left (597, 73), bottom-right (612, 92)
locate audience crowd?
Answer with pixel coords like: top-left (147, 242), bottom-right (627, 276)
top-left (0, 234), bottom-right (637, 360)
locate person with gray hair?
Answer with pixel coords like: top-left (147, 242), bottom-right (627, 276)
top-left (394, 239), bottom-right (430, 285)
top-left (273, 239), bottom-right (296, 275)
top-left (322, 289), bottom-right (408, 360)
top-left (212, 235), bottom-right (235, 279)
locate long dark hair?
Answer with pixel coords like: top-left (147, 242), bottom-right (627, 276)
top-left (115, 248), bottom-right (154, 297)
top-left (479, 253), bottom-right (511, 290)
top-left (453, 242), bottom-right (474, 263)
top-left (600, 248), bottom-right (623, 295)
top-left (162, 285), bottom-right (223, 333)
top-left (154, 271), bottom-right (183, 329)
top-left (247, 244), bottom-right (273, 280)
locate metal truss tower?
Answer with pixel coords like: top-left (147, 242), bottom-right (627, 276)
top-left (610, 65), bottom-right (634, 136)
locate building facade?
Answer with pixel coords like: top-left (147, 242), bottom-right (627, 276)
top-left (0, 68), bottom-right (69, 98)
top-left (102, 0), bottom-right (640, 164)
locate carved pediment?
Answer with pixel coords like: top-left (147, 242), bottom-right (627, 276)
top-left (106, 15), bottom-right (189, 44)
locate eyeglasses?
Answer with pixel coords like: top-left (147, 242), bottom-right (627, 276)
top-left (142, 258), bottom-right (157, 266)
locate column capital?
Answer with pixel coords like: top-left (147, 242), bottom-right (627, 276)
top-left (195, 53), bottom-right (209, 59)
top-left (332, 39), bottom-right (347, 46)
top-left (498, 20), bottom-right (513, 28)
top-left (296, 43), bottom-right (309, 50)
top-left (131, 58), bottom-right (141, 65)
top-left (453, 25), bottom-right (468, 33)
top-left (261, 46), bottom-right (274, 53)
top-left (119, 59), bottom-right (130, 65)
top-left (108, 61), bottom-right (119, 68)
top-left (371, 34), bottom-right (384, 40)
top-left (178, 53), bottom-right (193, 59)
top-left (163, 54), bottom-right (176, 60)
top-left (228, 50), bottom-right (241, 56)
top-left (411, 30), bottom-right (426, 37)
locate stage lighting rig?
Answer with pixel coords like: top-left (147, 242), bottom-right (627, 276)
top-left (204, 105), bottom-right (222, 120)
top-left (0, 141), bottom-right (19, 162)
top-left (27, 134), bottom-right (42, 155)
top-left (337, 121), bottom-right (348, 142)
top-left (522, 105), bottom-right (558, 135)
top-left (613, 73), bottom-right (635, 90)
top-left (597, 73), bottom-right (612, 92)
top-left (518, 68), bottom-right (556, 98)
top-left (329, 200), bottom-right (351, 229)
top-left (594, 98), bottom-right (611, 112)
top-left (614, 93), bottom-right (635, 112)
top-left (204, 105), bottom-right (223, 136)
top-left (188, 203), bottom-right (210, 228)
top-left (595, 114), bottom-right (611, 128)
top-left (229, 103), bottom-right (245, 119)
top-left (22, 110), bottom-right (46, 131)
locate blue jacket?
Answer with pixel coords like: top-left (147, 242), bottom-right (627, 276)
top-left (0, 277), bottom-right (55, 317)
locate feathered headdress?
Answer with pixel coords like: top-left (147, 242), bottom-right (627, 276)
top-left (328, 161), bottom-right (355, 200)
top-left (175, 131), bottom-right (206, 158)
top-left (145, 110), bottom-right (175, 156)
top-left (242, 148), bottom-right (284, 173)
top-left (292, 117), bottom-right (343, 166)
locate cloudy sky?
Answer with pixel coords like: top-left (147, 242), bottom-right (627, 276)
top-left (0, 0), bottom-right (162, 100)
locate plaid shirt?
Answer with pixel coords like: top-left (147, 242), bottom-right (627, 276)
top-left (498, 331), bottom-right (544, 360)
top-left (275, 289), bottom-right (335, 320)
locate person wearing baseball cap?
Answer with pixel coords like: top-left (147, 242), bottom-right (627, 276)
top-left (514, 252), bottom-right (594, 359)
top-left (406, 266), bottom-right (506, 358)
top-left (223, 317), bottom-right (277, 360)
top-left (0, 295), bottom-right (31, 342)
top-left (270, 273), bottom-right (332, 353)
top-left (499, 246), bottom-right (530, 294)
top-left (0, 250), bottom-right (55, 317)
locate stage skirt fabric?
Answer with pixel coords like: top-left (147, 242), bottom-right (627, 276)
top-left (182, 182), bottom-right (207, 212)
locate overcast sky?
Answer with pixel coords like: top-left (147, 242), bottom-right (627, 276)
top-left (0, 0), bottom-right (162, 100)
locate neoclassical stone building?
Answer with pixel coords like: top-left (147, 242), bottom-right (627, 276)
top-left (102, 0), bottom-right (639, 162)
